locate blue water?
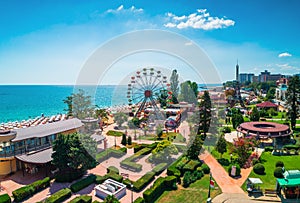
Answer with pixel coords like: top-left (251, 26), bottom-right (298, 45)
top-left (0, 84), bottom-right (221, 123)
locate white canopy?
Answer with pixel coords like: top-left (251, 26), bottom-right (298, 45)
top-left (248, 178), bottom-right (263, 184)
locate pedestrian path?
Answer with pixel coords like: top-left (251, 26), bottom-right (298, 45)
top-left (199, 151), bottom-right (244, 194)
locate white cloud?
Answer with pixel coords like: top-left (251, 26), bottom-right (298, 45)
top-left (278, 52), bottom-right (292, 58)
top-left (276, 63), bottom-right (299, 71)
top-left (106, 5), bottom-right (143, 14)
top-left (164, 9), bottom-right (235, 30)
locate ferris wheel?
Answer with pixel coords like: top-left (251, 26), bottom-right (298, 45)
top-left (127, 68), bottom-right (169, 120)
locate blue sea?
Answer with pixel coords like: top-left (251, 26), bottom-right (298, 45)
top-left (0, 84), bottom-right (221, 123)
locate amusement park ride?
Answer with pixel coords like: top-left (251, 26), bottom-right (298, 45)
top-left (127, 67), bottom-right (181, 130)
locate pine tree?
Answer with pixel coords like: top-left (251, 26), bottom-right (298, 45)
top-left (198, 91), bottom-right (212, 136)
top-left (127, 136), bottom-right (132, 145)
top-left (250, 107), bottom-right (260, 121)
top-left (170, 69), bottom-right (179, 104)
top-left (286, 75), bottom-right (300, 130)
top-left (121, 133), bottom-right (127, 145)
top-left (215, 135), bottom-right (227, 158)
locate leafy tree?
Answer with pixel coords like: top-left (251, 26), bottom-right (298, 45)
top-left (215, 135), bottom-right (227, 158)
top-left (187, 134), bottom-right (203, 160)
top-left (233, 137), bottom-right (253, 166)
top-left (198, 91), bottom-right (212, 135)
top-left (266, 87), bottom-right (276, 101)
top-left (286, 75), bottom-right (300, 130)
top-left (250, 107), bottom-right (260, 121)
top-left (150, 140), bottom-right (178, 163)
top-left (178, 80), bottom-right (198, 104)
top-left (52, 133), bottom-right (97, 178)
top-left (170, 69), bottom-right (179, 104)
top-left (121, 133), bottom-right (127, 145)
top-left (114, 112), bottom-right (128, 128)
top-left (127, 136), bottom-right (132, 145)
top-left (232, 110), bottom-right (244, 129)
top-left (63, 89), bottom-right (94, 119)
top-left (156, 89), bottom-right (168, 108)
top-left (156, 124), bottom-right (163, 140)
top-left (103, 195), bottom-right (120, 203)
top-left (95, 108), bottom-right (109, 120)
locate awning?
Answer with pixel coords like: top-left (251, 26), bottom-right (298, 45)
top-left (277, 178), bottom-right (300, 187)
top-left (15, 148), bottom-right (53, 164)
top-left (248, 178), bottom-right (263, 184)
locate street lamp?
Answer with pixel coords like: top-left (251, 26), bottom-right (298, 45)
top-left (131, 183), bottom-right (134, 203)
top-left (230, 153), bottom-right (233, 163)
top-left (207, 172), bottom-right (212, 203)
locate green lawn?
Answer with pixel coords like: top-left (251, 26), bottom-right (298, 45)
top-left (155, 175), bottom-right (221, 203)
top-left (242, 152), bottom-right (300, 190)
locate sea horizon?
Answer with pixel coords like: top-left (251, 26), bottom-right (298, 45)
top-left (0, 84), bottom-right (222, 123)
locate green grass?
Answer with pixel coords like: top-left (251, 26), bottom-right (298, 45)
top-left (242, 151), bottom-right (300, 190)
top-left (155, 175), bottom-right (221, 203)
top-left (210, 143), bottom-right (237, 172)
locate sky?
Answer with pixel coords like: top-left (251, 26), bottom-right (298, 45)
top-left (0, 0), bottom-right (300, 85)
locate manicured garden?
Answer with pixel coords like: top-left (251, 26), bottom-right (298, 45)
top-left (155, 174), bottom-right (221, 203)
top-left (242, 151), bottom-right (300, 190)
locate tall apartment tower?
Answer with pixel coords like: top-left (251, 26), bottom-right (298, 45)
top-left (236, 61), bottom-right (239, 81)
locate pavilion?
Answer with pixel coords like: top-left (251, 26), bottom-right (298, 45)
top-left (256, 101), bottom-right (278, 111)
top-left (277, 170), bottom-right (300, 199)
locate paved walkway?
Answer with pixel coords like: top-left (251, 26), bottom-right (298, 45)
top-left (199, 151), bottom-right (244, 194)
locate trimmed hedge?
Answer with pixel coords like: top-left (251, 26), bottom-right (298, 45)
top-left (122, 178), bottom-right (132, 188)
top-left (253, 163), bottom-right (265, 175)
top-left (107, 166), bottom-right (119, 174)
top-left (182, 170), bottom-right (203, 188)
top-left (12, 177), bottom-right (50, 202)
top-left (167, 155), bottom-right (184, 181)
top-left (70, 174), bottom-right (96, 193)
top-left (264, 146), bottom-right (273, 152)
top-left (106, 130), bottom-right (124, 137)
top-left (183, 160), bottom-right (201, 171)
top-left (133, 172), bottom-right (155, 192)
top-left (152, 163), bottom-right (168, 175)
top-left (96, 148), bottom-right (127, 162)
top-left (0, 194), bottom-right (11, 203)
top-left (69, 195), bottom-right (92, 203)
top-left (175, 156), bottom-right (190, 173)
top-left (143, 176), bottom-right (177, 203)
top-left (95, 172), bottom-right (123, 184)
top-left (45, 188), bottom-right (72, 203)
top-left (134, 144), bottom-right (149, 153)
top-left (201, 164), bottom-right (210, 174)
top-left (283, 144), bottom-right (300, 150)
top-left (133, 197), bottom-right (145, 203)
top-left (120, 147), bottom-right (152, 171)
top-left (275, 161), bottom-right (284, 168)
top-left (274, 167), bottom-right (284, 178)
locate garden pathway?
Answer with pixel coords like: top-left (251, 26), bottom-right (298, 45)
top-left (199, 151), bottom-right (244, 194)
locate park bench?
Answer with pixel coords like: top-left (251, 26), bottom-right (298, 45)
top-left (264, 189), bottom-right (277, 197)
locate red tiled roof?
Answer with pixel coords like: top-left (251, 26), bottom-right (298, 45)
top-left (256, 101), bottom-right (278, 108)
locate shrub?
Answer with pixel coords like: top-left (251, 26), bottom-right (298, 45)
top-left (252, 158), bottom-right (259, 166)
top-left (175, 156), bottom-right (190, 173)
top-left (12, 177), bottom-right (51, 202)
top-left (228, 164), bottom-right (241, 177)
top-left (182, 170), bottom-right (203, 188)
top-left (133, 197), bottom-right (145, 203)
top-left (274, 167), bottom-right (284, 178)
top-left (107, 130), bottom-right (124, 137)
top-left (217, 158), bottom-right (230, 166)
top-left (45, 188), bottom-right (72, 203)
top-left (253, 163), bottom-right (265, 175)
top-left (122, 178), bottom-right (132, 188)
top-left (275, 161), bottom-right (284, 168)
top-left (121, 133), bottom-right (127, 145)
top-left (133, 172), bottom-right (155, 192)
top-left (264, 146), bottom-right (274, 152)
top-left (152, 163), bottom-right (168, 175)
top-left (201, 164), bottom-right (210, 174)
top-left (70, 174), bottom-right (96, 193)
top-left (107, 166), bottom-right (119, 174)
top-left (175, 145), bottom-right (187, 153)
top-left (127, 136), bottom-right (132, 145)
top-left (283, 144), bottom-right (300, 150)
top-left (222, 126), bottom-right (231, 133)
top-left (167, 155), bottom-right (184, 181)
top-left (183, 160), bottom-right (201, 172)
top-left (0, 194), bottom-right (11, 203)
top-left (143, 176), bottom-right (177, 203)
top-left (69, 195), bottom-right (92, 203)
top-left (134, 144), bottom-right (148, 153)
